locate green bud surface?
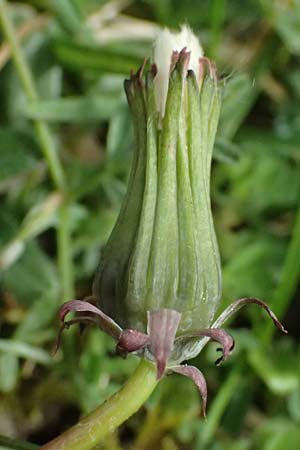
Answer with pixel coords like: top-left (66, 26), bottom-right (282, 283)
top-left (93, 52), bottom-right (222, 356)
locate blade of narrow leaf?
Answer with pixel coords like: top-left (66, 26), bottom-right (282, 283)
top-left (0, 339), bottom-right (53, 365)
top-left (54, 39), bottom-right (142, 74)
top-left (0, 435), bottom-right (38, 450)
top-left (218, 73), bottom-right (256, 140)
top-left (0, 353), bottom-right (18, 392)
top-left (24, 95), bottom-right (123, 122)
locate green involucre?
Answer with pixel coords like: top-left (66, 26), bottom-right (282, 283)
top-left (93, 57), bottom-right (222, 361)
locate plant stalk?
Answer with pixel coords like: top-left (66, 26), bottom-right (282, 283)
top-left (40, 359), bottom-right (158, 450)
top-left (262, 199), bottom-right (300, 342)
top-left (57, 199), bottom-right (75, 301)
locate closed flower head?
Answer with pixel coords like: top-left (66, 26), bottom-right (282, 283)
top-left (57, 26), bottom-right (287, 417)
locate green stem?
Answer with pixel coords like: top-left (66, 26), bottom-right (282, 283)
top-left (40, 359), bottom-right (158, 450)
top-left (34, 122), bottom-right (65, 191)
top-left (209, 0), bottom-right (227, 57)
top-left (57, 199), bottom-right (77, 377)
top-left (262, 200), bottom-right (300, 342)
top-left (57, 199), bottom-right (75, 301)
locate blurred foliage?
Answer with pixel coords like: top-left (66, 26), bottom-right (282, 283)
top-left (0, 0), bottom-right (299, 449)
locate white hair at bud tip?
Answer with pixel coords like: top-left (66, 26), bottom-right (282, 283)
top-left (153, 25), bottom-right (203, 118)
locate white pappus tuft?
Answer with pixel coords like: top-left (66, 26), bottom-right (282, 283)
top-left (153, 25), bottom-right (203, 118)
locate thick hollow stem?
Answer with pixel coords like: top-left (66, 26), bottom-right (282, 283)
top-left (40, 359), bottom-right (158, 450)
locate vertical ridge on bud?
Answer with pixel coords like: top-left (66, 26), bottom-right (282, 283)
top-left (124, 68), bottom-right (158, 329)
top-left (147, 51), bottom-right (189, 311)
top-left (184, 71), bottom-right (222, 334)
top-left (93, 73), bottom-right (148, 329)
top-left (175, 90), bottom-right (199, 319)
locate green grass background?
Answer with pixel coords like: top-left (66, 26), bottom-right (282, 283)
top-left (0, 1), bottom-right (299, 449)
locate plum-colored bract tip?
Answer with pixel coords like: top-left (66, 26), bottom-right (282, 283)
top-left (201, 328), bottom-right (234, 365)
top-left (214, 297), bottom-right (288, 335)
top-left (136, 58), bottom-right (148, 80)
top-left (156, 358), bottom-right (166, 380)
top-left (172, 365), bottom-right (208, 418)
top-left (151, 63), bottom-right (157, 77)
top-left (148, 309), bottom-right (181, 379)
top-left (199, 56), bottom-right (217, 80)
top-left (58, 298), bottom-right (122, 340)
top-left (52, 322), bottom-right (67, 356)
